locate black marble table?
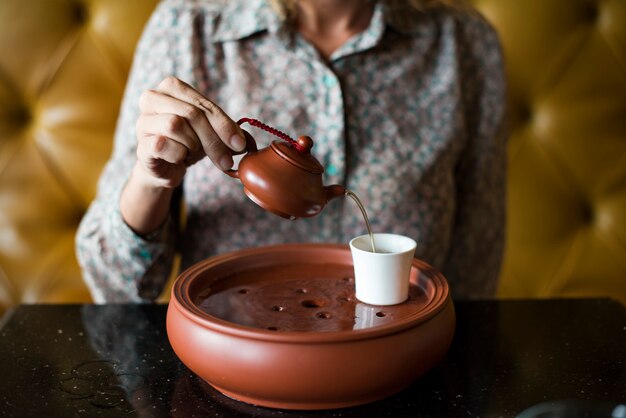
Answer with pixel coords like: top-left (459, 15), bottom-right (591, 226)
top-left (1, 299), bottom-right (624, 418)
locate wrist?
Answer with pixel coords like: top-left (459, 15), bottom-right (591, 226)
top-left (120, 162), bottom-right (175, 235)
top-left (131, 161), bottom-right (181, 191)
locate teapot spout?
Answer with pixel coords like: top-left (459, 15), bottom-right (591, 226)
top-left (324, 185), bottom-right (347, 203)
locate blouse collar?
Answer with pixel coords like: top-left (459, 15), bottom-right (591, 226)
top-left (210, 0), bottom-right (434, 43)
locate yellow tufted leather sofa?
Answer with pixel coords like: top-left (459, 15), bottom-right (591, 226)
top-left (0, 0), bottom-right (160, 313)
top-left (0, 0), bottom-right (624, 315)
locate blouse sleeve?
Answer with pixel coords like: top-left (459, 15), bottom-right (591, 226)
top-left (75, 1), bottom-right (197, 303)
top-left (441, 11), bottom-right (508, 298)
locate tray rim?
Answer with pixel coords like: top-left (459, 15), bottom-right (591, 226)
top-left (170, 243), bottom-right (452, 344)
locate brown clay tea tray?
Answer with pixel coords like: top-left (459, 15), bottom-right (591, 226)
top-left (167, 244), bottom-right (455, 410)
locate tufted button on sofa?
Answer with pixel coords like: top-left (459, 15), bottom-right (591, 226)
top-left (0, 0), bottom-right (624, 315)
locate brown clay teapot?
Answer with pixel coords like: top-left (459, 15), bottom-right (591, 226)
top-left (224, 118), bottom-right (346, 219)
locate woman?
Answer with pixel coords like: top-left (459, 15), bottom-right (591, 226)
top-left (76, 0), bottom-right (507, 302)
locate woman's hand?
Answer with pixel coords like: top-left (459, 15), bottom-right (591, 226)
top-left (134, 76), bottom-right (247, 188)
top-left (120, 77), bottom-right (246, 235)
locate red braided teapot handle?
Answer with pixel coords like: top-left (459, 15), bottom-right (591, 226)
top-left (237, 118), bottom-right (305, 152)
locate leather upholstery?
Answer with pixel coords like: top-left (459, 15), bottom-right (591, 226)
top-left (0, 0), bottom-right (159, 312)
top-left (473, 0), bottom-right (626, 303)
top-left (0, 0), bottom-right (624, 315)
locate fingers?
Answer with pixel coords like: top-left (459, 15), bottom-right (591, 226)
top-left (136, 113), bottom-right (203, 165)
top-left (137, 134), bottom-right (188, 166)
top-left (137, 76), bottom-right (248, 172)
top-left (154, 77), bottom-right (247, 167)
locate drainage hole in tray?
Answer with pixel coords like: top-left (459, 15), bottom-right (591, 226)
top-left (301, 299), bottom-right (324, 308)
top-left (376, 311), bottom-right (386, 317)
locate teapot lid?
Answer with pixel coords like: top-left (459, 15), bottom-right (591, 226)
top-left (271, 136), bottom-right (324, 174)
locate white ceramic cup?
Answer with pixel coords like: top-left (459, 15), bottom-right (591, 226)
top-left (349, 233), bottom-right (417, 306)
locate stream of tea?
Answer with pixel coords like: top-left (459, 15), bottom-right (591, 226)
top-left (345, 190), bottom-right (376, 253)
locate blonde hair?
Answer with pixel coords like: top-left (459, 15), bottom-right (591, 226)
top-left (269, 0), bottom-right (463, 20)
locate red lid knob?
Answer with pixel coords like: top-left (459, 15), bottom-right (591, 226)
top-left (297, 136), bottom-right (314, 153)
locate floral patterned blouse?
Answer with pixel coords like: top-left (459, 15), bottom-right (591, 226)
top-left (76, 0), bottom-right (507, 302)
